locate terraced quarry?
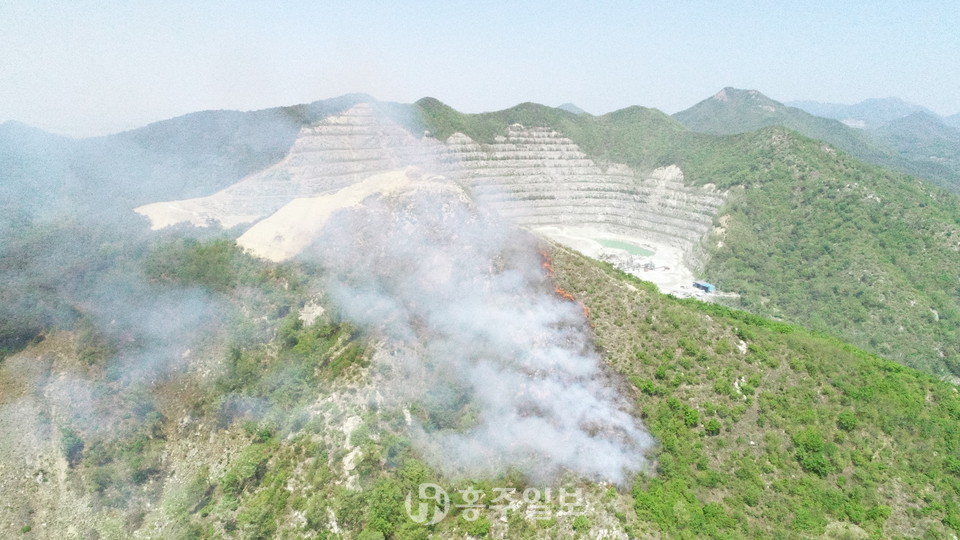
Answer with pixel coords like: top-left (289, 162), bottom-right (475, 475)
top-left (138, 104), bottom-right (727, 294)
top-left (448, 125), bottom-right (725, 250)
top-left (445, 124), bottom-right (727, 294)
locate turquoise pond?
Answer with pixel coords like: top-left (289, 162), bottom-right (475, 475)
top-left (595, 239), bottom-right (655, 256)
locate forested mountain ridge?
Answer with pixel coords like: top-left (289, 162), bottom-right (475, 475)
top-left (677, 87), bottom-right (960, 192)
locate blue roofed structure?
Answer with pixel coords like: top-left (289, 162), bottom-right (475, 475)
top-left (693, 281), bottom-right (715, 293)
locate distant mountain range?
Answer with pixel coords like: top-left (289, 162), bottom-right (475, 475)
top-left (675, 87), bottom-right (960, 192)
top-left (673, 88), bottom-right (889, 158)
top-left (946, 113), bottom-right (960, 130)
top-left (557, 102), bottom-right (589, 115)
top-left (0, 94), bottom-right (374, 217)
top-left (786, 97), bottom-right (937, 129)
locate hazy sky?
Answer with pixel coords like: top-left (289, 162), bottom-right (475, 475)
top-left (2, 1), bottom-right (958, 137)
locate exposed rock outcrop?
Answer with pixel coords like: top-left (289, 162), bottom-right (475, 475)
top-left (236, 168), bottom-right (465, 262)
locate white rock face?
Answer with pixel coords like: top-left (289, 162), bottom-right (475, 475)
top-left (236, 168), bottom-right (465, 262)
top-left (299, 299), bottom-right (325, 326)
top-left (135, 103), bottom-right (453, 229)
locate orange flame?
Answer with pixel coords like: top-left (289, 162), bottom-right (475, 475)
top-left (540, 247), bottom-right (593, 326)
top-left (539, 249), bottom-right (555, 277)
top-left (554, 286), bottom-right (575, 302)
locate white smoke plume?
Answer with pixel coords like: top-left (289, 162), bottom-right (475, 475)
top-left (303, 172), bottom-right (653, 485)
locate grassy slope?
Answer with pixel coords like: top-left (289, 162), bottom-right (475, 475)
top-left (551, 245), bottom-right (960, 538)
top-left (11, 240), bottom-right (959, 538)
top-left (671, 128), bottom-right (960, 376)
